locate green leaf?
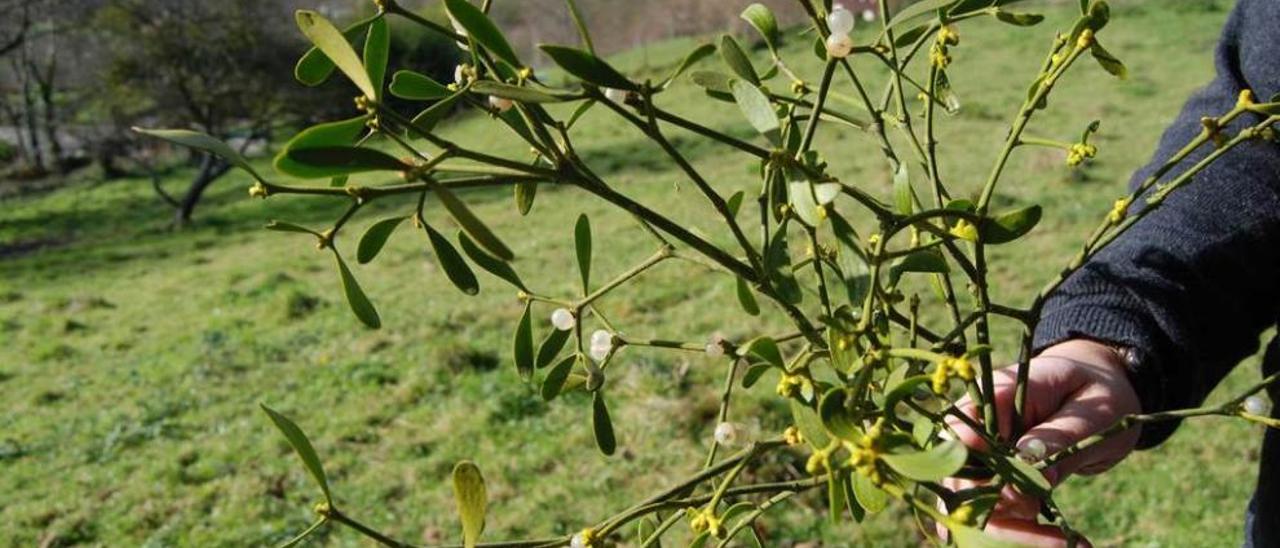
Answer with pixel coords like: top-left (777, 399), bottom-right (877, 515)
top-left (764, 224), bottom-right (802, 303)
top-left (425, 222), bottom-right (480, 295)
top-left (889, 248), bottom-right (949, 284)
top-left (294, 14), bottom-right (378, 87)
top-left (514, 301), bottom-right (534, 381)
top-left (536, 328), bottom-right (572, 369)
top-left (880, 440), bottom-right (967, 482)
top-left (830, 212), bottom-right (871, 306)
top-left (592, 391), bottom-right (617, 456)
top-left (883, 375), bottom-right (932, 422)
top-left (980, 204), bottom-right (1042, 244)
top-left (660, 43), bottom-right (717, 88)
top-left (951, 524), bottom-right (1027, 548)
top-left (471, 80), bottom-right (575, 103)
top-left (1086, 0), bottom-right (1111, 31)
top-left (333, 252), bottom-right (381, 329)
top-left (788, 181), bottom-right (840, 226)
top-left (731, 80), bottom-right (781, 145)
top-left (563, 0), bottom-right (595, 53)
top-left (539, 45), bottom-right (637, 91)
top-left (458, 232), bottom-right (528, 291)
top-left (741, 336), bottom-right (783, 368)
top-left (575, 214), bottom-right (592, 293)
top-left (451, 461), bottom-right (487, 548)
top-left (993, 9), bottom-right (1044, 26)
top-left (282, 146), bottom-right (409, 179)
top-left (132, 128), bottom-right (262, 181)
top-left (689, 70), bottom-right (733, 95)
top-left (357, 216), bottom-right (407, 264)
top-left (726, 190), bottom-right (746, 218)
top-left (735, 276), bottom-right (760, 316)
top-left (843, 473), bottom-right (866, 523)
top-left (719, 35), bottom-right (759, 86)
top-left (742, 363), bottom-right (772, 389)
top-left (443, 0), bottom-right (521, 67)
top-left (295, 10), bottom-right (377, 98)
top-left (790, 399), bottom-right (831, 448)
top-left (265, 221), bottom-right (318, 235)
top-left (885, 0), bottom-right (951, 31)
top-left (410, 87), bottom-right (467, 133)
top-left (1091, 41), bottom-right (1128, 79)
top-left (819, 388), bottom-right (862, 441)
top-left (741, 4), bottom-right (780, 52)
top-left (541, 354), bottom-right (576, 401)
top-left (892, 24), bottom-right (931, 48)
top-left (893, 163), bottom-right (914, 215)
top-left (426, 179), bottom-right (514, 261)
top-left (851, 471), bottom-right (888, 513)
top-left (389, 70), bottom-right (452, 100)
top-left (260, 404), bottom-right (332, 503)
top-left (363, 17), bottom-right (390, 100)
top-left (688, 532), bottom-right (711, 548)
top-left (514, 182), bottom-right (537, 216)
top-left (275, 116), bottom-right (369, 177)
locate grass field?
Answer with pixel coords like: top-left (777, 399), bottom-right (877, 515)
top-left (1, 1), bottom-right (1271, 546)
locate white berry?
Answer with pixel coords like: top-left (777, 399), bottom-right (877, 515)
top-left (604, 88), bottom-right (630, 104)
top-left (1018, 438), bottom-right (1047, 462)
top-left (825, 33), bottom-right (855, 59)
top-left (550, 308), bottom-right (575, 331)
top-left (705, 343), bottom-right (725, 358)
top-left (1245, 395), bottom-right (1270, 415)
top-left (454, 65), bottom-right (467, 85)
top-left (591, 329), bottom-right (612, 347)
top-left (862, 9), bottom-right (876, 22)
top-left (489, 96), bottom-right (514, 112)
top-left (827, 4), bottom-right (856, 35)
top-left (714, 422), bottom-right (741, 446)
top-left (570, 533), bottom-right (587, 548)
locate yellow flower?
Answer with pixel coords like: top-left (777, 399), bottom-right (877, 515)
top-left (1237, 89), bottom-right (1256, 109)
top-left (1076, 28), bottom-right (1094, 50)
top-left (950, 219), bottom-right (979, 242)
top-left (783, 425), bottom-right (805, 446)
top-left (931, 360), bottom-right (951, 394)
top-left (1108, 197), bottom-right (1131, 224)
top-left (937, 25), bottom-right (959, 46)
top-left (248, 182), bottom-right (268, 199)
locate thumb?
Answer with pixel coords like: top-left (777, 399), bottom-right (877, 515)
top-left (1016, 381), bottom-right (1134, 483)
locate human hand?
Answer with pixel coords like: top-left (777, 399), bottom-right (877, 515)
top-left (942, 339), bottom-right (1143, 546)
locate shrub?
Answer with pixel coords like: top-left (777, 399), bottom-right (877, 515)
top-left (139, 0), bottom-right (1280, 546)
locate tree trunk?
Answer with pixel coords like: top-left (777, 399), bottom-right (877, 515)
top-left (30, 54), bottom-right (62, 171)
top-left (174, 154), bottom-right (230, 226)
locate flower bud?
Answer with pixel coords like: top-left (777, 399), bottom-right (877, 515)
top-left (783, 425), bottom-right (804, 446)
top-left (489, 96), bottom-right (514, 113)
top-left (570, 528), bottom-right (595, 548)
top-left (714, 421), bottom-right (743, 447)
top-left (1245, 395), bottom-right (1270, 416)
top-left (1018, 438), bottom-right (1047, 462)
top-left (825, 33), bottom-right (855, 59)
top-left (603, 87), bottom-right (630, 104)
top-left (827, 4), bottom-right (856, 35)
top-left (551, 308), bottom-right (576, 331)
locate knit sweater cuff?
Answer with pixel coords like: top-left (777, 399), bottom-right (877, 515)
top-left (1032, 280), bottom-right (1178, 449)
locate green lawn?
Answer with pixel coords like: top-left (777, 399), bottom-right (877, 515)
top-left (0, 1), bottom-right (1269, 546)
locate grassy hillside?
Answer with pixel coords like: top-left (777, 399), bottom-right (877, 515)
top-left (0, 1), bottom-right (1268, 546)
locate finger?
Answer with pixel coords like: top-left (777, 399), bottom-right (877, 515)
top-left (946, 367), bottom-right (1020, 451)
top-left (985, 518), bottom-right (1093, 548)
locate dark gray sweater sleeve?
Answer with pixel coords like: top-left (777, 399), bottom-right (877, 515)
top-left (1033, 0), bottom-right (1280, 448)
